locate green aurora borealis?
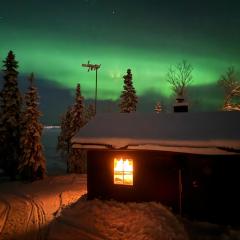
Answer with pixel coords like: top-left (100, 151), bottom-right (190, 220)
top-left (1, 0), bottom-right (240, 106)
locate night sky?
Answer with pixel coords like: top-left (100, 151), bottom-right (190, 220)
top-left (0, 0), bottom-right (240, 123)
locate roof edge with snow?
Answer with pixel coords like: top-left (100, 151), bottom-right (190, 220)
top-left (72, 112), bottom-right (240, 155)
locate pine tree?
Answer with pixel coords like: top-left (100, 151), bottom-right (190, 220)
top-left (119, 69), bottom-right (138, 113)
top-left (18, 73), bottom-right (46, 181)
top-left (70, 83), bottom-right (85, 134)
top-left (57, 84), bottom-right (86, 173)
top-left (84, 103), bottom-right (95, 123)
top-left (155, 102), bottom-right (163, 113)
top-left (0, 51), bottom-right (22, 179)
top-left (57, 107), bottom-right (73, 159)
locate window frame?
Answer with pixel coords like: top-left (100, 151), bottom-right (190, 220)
top-left (113, 158), bottom-right (133, 186)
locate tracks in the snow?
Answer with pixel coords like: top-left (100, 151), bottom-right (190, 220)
top-left (0, 175), bottom-right (87, 240)
top-left (0, 194), bottom-right (47, 240)
top-left (0, 197), bottom-right (11, 235)
top-left (22, 195), bottom-right (47, 240)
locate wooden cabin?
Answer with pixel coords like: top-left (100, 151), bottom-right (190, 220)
top-left (72, 112), bottom-right (240, 224)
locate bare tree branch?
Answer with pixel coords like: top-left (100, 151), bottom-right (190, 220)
top-left (166, 60), bottom-right (193, 96)
top-left (218, 67), bottom-right (240, 108)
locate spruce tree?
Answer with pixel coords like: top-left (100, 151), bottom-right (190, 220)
top-left (57, 107), bottom-right (73, 159)
top-left (0, 51), bottom-right (22, 179)
top-left (70, 83), bottom-right (85, 134)
top-left (119, 69), bottom-right (138, 113)
top-left (57, 83), bottom-right (86, 173)
top-left (84, 103), bottom-right (95, 123)
top-left (18, 73), bottom-right (46, 181)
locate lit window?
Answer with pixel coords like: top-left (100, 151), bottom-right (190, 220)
top-left (114, 158), bottom-right (133, 185)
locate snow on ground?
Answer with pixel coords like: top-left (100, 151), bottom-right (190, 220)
top-left (48, 198), bottom-right (188, 240)
top-left (0, 174), bottom-right (240, 240)
top-left (0, 174), bottom-right (86, 240)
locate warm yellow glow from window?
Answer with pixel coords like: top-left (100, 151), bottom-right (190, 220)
top-left (114, 158), bottom-right (133, 185)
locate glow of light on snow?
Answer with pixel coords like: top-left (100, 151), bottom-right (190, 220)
top-left (0, 175), bottom-right (87, 239)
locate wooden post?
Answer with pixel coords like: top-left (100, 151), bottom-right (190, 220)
top-left (95, 68), bottom-right (98, 115)
top-left (81, 62), bottom-right (101, 115)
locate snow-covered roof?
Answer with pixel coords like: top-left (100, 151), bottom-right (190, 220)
top-left (72, 112), bottom-right (240, 155)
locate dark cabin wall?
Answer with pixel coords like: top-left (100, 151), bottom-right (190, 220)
top-left (87, 150), bottom-right (180, 212)
top-left (182, 153), bottom-right (240, 224)
top-left (87, 149), bottom-right (240, 224)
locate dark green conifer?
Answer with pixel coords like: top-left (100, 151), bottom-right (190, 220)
top-left (0, 51), bottom-right (22, 179)
top-left (18, 73), bottom-right (46, 181)
top-left (119, 69), bottom-right (138, 113)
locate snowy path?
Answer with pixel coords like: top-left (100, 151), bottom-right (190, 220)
top-left (0, 193), bottom-right (46, 240)
top-left (0, 196), bottom-right (11, 235)
top-left (0, 174), bottom-right (87, 240)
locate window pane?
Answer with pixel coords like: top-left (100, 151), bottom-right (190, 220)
top-left (114, 158), bottom-right (133, 185)
top-left (114, 173), bottom-right (123, 184)
top-left (123, 172), bottom-right (133, 185)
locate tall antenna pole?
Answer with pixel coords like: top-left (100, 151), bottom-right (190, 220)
top-left (81, 61), bottom-right (101, 115)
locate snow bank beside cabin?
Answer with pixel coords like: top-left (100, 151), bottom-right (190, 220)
top-left (48, 199), bottom-right (188, 240)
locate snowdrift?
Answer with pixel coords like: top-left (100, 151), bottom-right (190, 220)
top-left (48, 198), bottom-right (188, 240)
